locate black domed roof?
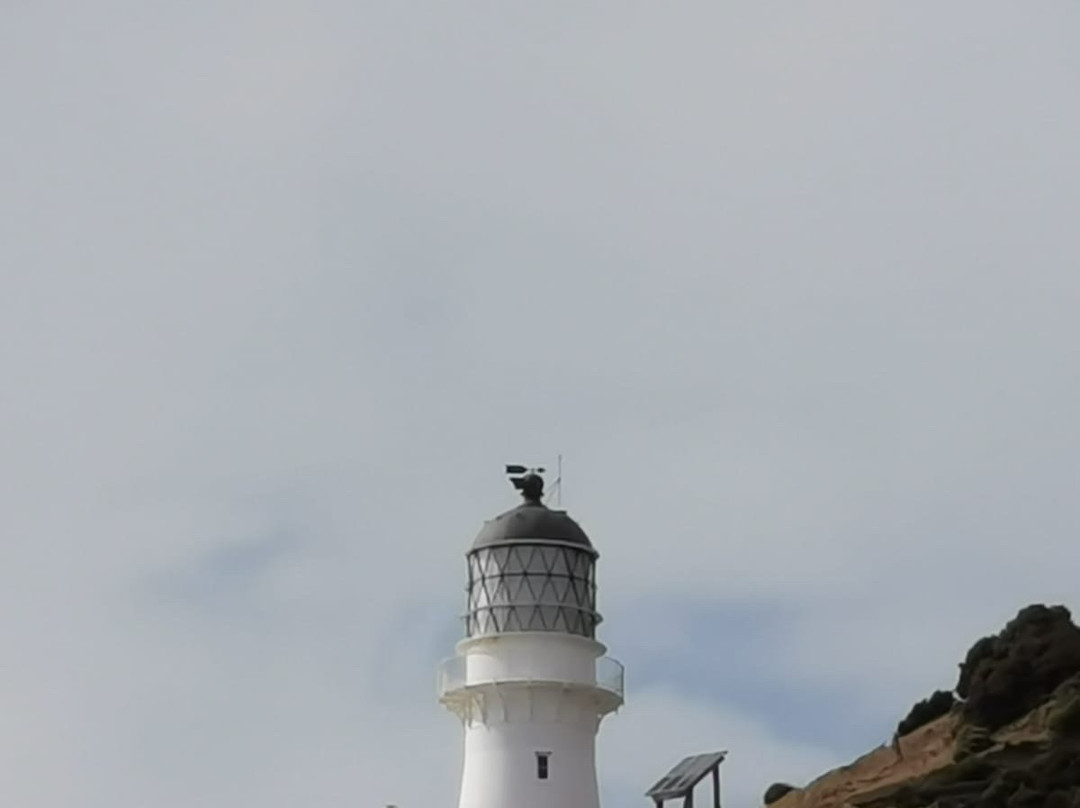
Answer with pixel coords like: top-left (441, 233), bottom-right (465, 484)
top-left (472, 501), bottom-right (594, 551)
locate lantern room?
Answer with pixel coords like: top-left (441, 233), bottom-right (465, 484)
top-left (463, 473), bottom-right (600, 639)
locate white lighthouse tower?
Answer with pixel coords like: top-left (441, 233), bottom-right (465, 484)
top-left (438, 470), bottom-right (624, 808)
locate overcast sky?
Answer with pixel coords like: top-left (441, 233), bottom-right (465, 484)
top-left (2, 3), bottom-right (1079, 807)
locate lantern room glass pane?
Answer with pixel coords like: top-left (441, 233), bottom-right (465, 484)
top-left (535, 606), bottom-right (558, 631)
top-left (536, 546), bottom-right (559, 573)
top-left (548, 549), bottom-right (570, 575)
top-left (550, 576), bottom-right (570, 603)
top-left (500, 547), bottom-right (523, 574)
top-left (521, 548), bottom-right (545, 576)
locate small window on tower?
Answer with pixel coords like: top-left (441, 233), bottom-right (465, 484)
top-left (536, 752), bottom-right (550, 780)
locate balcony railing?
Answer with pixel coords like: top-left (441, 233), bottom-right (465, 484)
top-left (437, 655), bottom-right (465, 697)
top-left (437, 655), bottom-right (624, 701)
top-left (596, 655), bottom-right (625, 700)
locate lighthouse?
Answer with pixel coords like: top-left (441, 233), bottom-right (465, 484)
top-left (438, 470), bottom-right (624, 808)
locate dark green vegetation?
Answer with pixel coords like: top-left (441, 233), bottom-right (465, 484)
top-left (1049, 696), bottom-right (1080, 738)
top-left (897, 690), bottom-right (956, 738)
top-left (958, 604), bottom-right (1080, 731)
top-left (764, 782), bottom-right (796, 804)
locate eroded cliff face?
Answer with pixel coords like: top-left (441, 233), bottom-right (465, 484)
top-left (765, 605), bottom-right (1080, 808)
top-left (767, 712), bottom-right (960, 808)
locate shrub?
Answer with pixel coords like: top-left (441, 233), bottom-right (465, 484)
top-left (1044, 790), bottom-right (1074, 808)
top-left (897, 690), bottom-right (956, 737)
top-left (957, 604), bottom-right (1080, 730)
top-left (763, 783), bottom-right (796, 805)
top-left (1049, 696), bottom-right (1080, 738)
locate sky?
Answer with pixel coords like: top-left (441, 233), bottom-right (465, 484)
top-left (2, 2), bottom-right (1079, 807)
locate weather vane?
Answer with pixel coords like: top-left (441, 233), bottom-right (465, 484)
top-left (505, 457), bottom-right (563, 506)
top-left (505, 464), bottom-right (545, 502)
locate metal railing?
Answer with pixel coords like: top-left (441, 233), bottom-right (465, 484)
top-left (437, 656), bottom-right (466, 697)
top-left (596, 655), bottom-right (625, 700)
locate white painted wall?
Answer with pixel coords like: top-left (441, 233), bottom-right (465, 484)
top-left (458, 686), bottom-right (602, 808)
top-left (461, 632), bottom-right (603, 687)
top-left (448, 631), bottom-right (620, 808)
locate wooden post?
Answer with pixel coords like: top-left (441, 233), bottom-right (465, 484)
top-left (684, 786), bottom-right (694, 808)
top-left (711, 765), bottom-right (721, 808)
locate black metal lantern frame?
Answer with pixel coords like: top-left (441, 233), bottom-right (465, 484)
top-left (464, 541), bottom-right (601, 638)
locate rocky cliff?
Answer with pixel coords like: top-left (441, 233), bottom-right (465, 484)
top-left (764, 604), bottom-right (1080, 808)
